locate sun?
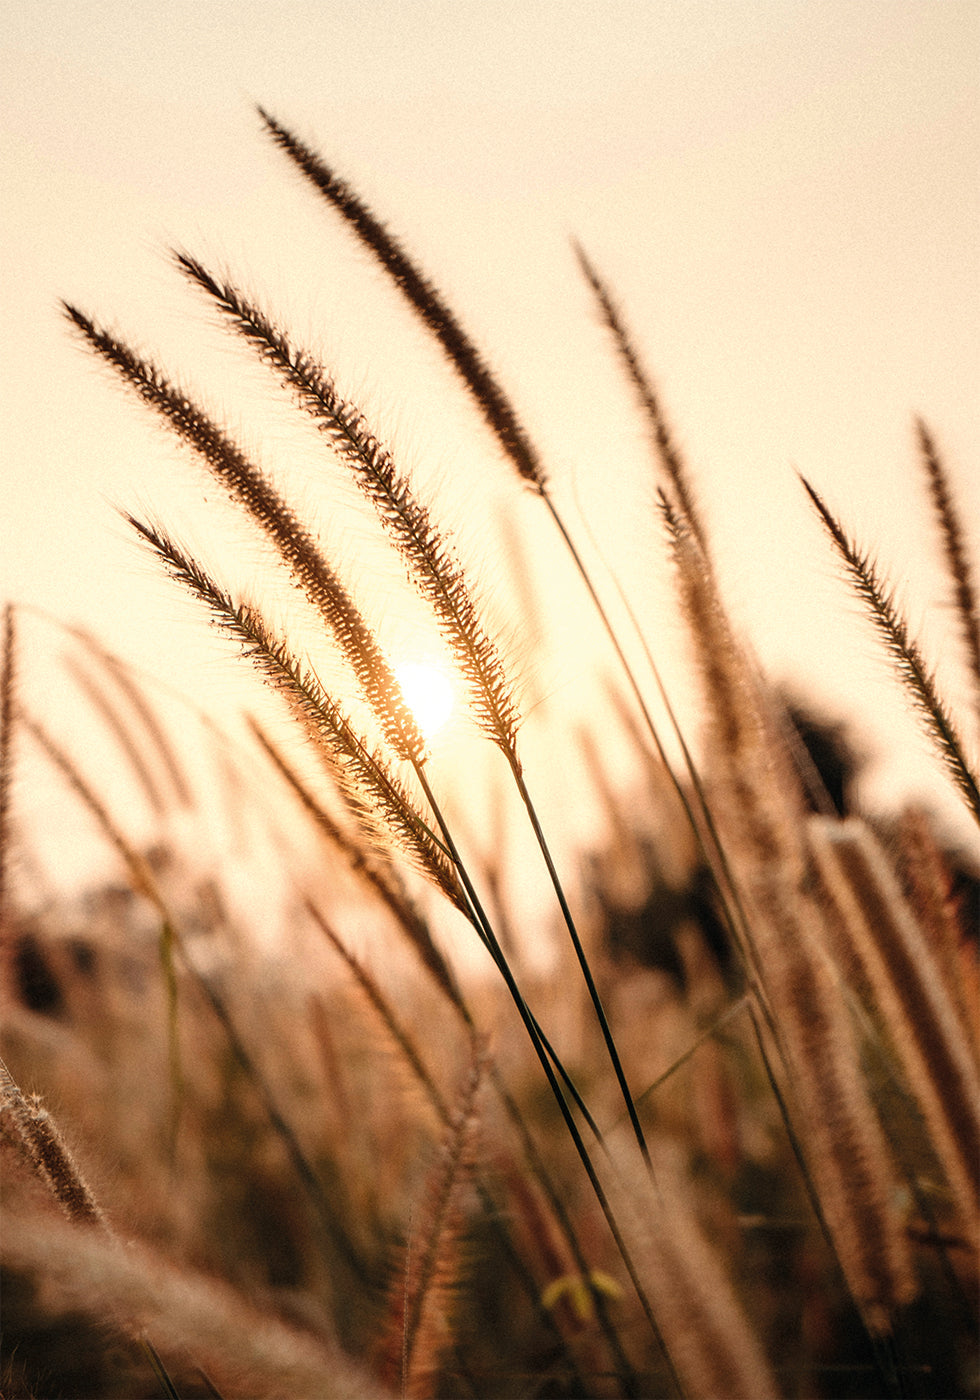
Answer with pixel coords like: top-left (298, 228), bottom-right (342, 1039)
top-left (396, 661), bottom-right (455, 740)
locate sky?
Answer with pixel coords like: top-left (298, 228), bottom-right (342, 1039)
top-left (2, 0), bottom-right (979, 892)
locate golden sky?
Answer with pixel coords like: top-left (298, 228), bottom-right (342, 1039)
top-left (2, 0), bottom-right (978, 865)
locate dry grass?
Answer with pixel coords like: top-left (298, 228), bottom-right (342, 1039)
top-left (2, 111), bottom-right (978, 1399)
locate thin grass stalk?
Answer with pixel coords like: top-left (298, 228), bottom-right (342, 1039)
top-left (915, 417), bottom-right (980, 712)
top-left (64, 655), bottom-right (170, 818)
top-left (663, 501), bottom-right (917, 1338)
top-left (801, 476), bottom-right (980, 823)
top-left (409, 765), bottom-right (682, 1395)
top-left (253, 718), bottom-right (464, 1009)
top-left (307, 907), bottom-right (635, 1397)
top-left (69, 626), bottom-right (195, 807)
top-left (409, 760), bottom-right (605, 1143)
top-left (259, 719), bottom-right (602, 1142)
top-left (632, 994), bottom-right (753, 1115)
top-left (176, 254), bottom-right (652, 1166)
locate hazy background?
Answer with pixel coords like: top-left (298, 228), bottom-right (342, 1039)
top-left (2, 0), bottom-right (978, 890)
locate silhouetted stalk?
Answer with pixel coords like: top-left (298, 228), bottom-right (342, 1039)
top-left (308, 895), bottom-right (635, 1395)
top-left (411, 762), bottom-right (681, 1394)
top-left (175, 255), bottom-right (650, 1164)
top-left (545, 493), bottom-right (761, 985)
top-left (295, 780), bottom-right (638, 1393)
top-left (257, 108), bottom-right (546, 490)
top-left (508, 757), bottom-right (652, 1167)
top-left (410, 760), bottom-right (604, 1145)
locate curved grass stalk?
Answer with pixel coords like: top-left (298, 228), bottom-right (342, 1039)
top-left (801, 476), bottom-right (980, 824)
top-left (375, 1042), bottom-right (485, 1398)
top-left (573, 243), bottom-right (708, 555)
top-left (172, 252), bottom-right (651, 1168)
top-left (63, 656), bottom-right (170, 819)
top-left (69, 626), bottom-right (196, 809)
top-left (252, 718), bottom-right (465, 1008)
top-left (257, 107), bottom-right (545, 490)
top-left (125, 517), bottom-right (461, 905)
top-left (63, 303), bottom-right (425, 767)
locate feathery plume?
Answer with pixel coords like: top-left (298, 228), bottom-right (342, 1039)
top-left (801, 475), bottom-right (980, 823)
top-left (174, 254), bottom-right (522, 759)
top-left (376, 1043), bottom-right (485, 1398)
top-left (126, 517), bottom-right (463, 909)
top-left (896, 805), bottom-right (979, 1054)
top-left (1, 1059), bottom-right (104, 1227)
top-left (916, 418), bottom-right (980, 707)
top-left (600, 1140), bottom-right (779, 1400)
top-left (257, 107), bottom-right (545, 489)
top-left (63, 303), bottom-right (425, 764)
top-left (575, 243), bottom-right (708, 552)
top-left (1, 1208), bottom-right (387, 1400)
top-left (663, 495), bottom-right (918, 1334)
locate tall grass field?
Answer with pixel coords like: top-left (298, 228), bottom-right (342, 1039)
top-left (1, 111), bottom-right (977, 1400)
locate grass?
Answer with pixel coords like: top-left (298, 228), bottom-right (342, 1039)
top-left (1, 109), bottom-right (978, 1398)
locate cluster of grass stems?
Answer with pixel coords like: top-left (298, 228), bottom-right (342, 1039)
top-left (2, 110), bottom-right (978, 1399)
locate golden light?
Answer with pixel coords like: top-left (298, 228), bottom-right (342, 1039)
top-left (396, 661), bottom-right (455, 740)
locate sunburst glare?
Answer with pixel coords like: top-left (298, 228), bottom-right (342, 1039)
top-left (396, 660), bottom-right (455, 740)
